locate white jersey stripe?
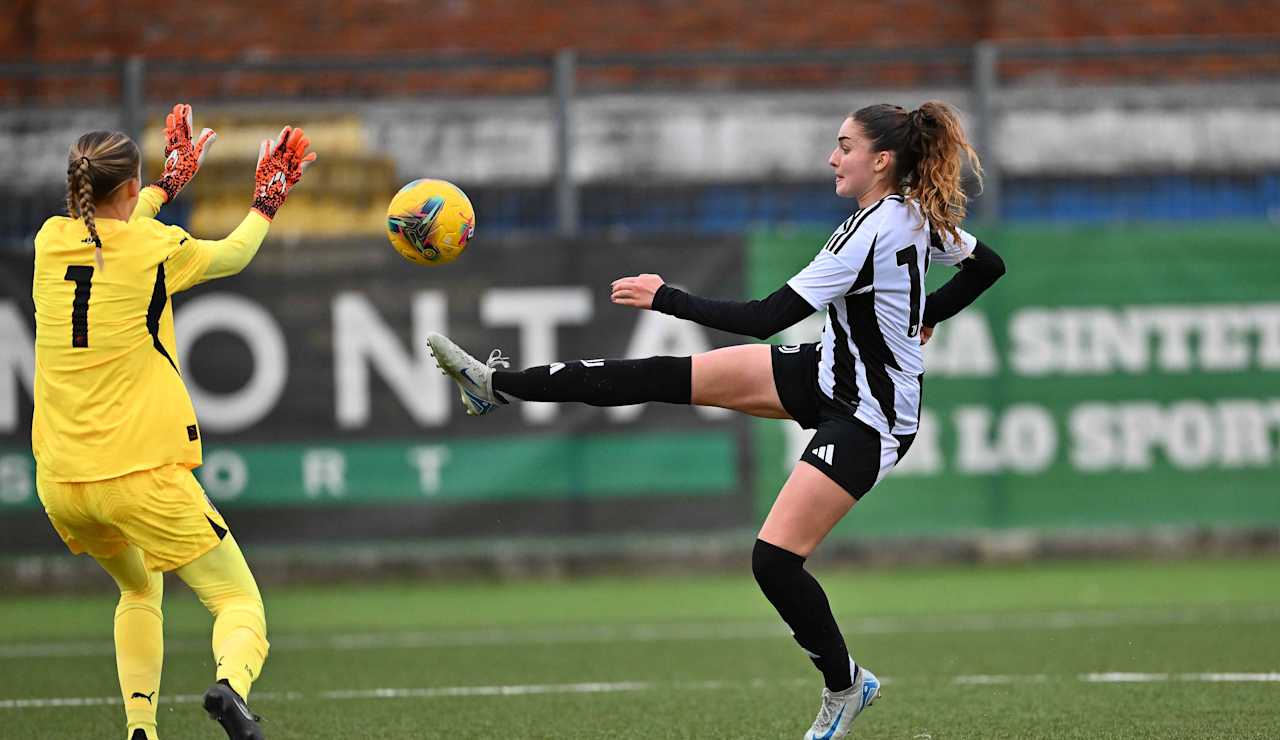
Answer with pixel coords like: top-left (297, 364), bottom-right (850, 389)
top-left (817, 317), bottom-right (837, 400)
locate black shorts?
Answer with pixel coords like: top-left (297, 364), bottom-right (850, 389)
top-left (771, 343), bottom-right (916, 499)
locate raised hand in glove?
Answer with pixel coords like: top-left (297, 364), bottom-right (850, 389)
top-left (250, 126), bottom-right (317, 220)
top-left (150, 103), bottom-right (216, 203)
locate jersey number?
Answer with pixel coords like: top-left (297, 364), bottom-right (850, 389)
top-left (64, 265), bottom-right (94, 347)
top-left (895, 246), bottom-right (923, 337)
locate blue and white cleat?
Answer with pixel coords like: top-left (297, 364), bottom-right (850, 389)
top-left (802, 663), bottom-right (881, 740)
top-left (427, 332), bottom-right (510, 416)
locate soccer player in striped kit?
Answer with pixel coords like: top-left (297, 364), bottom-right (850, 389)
top-left (32, 105), bottom-right (314, 740)
top-left (431, 101), bottom-right (1005, 738)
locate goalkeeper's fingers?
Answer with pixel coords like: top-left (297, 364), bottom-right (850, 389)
top-left (257, 126), bottom-right (292, 167)
top-left (275, 126), bottom-right (293, 155)
top-left (287, 131), bottom-right (317, 187)
top-left (289, 131), bottom-right (311, 160)
top-left (163, 108), bottom-right (179, 147)
top-left (194, 128), bottom-right (217, 166)
top-left (298, 151), bottom-right (318, 174)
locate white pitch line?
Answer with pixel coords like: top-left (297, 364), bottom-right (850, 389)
top-left (952, 672), bottom-right (1280, 686)
top-left (321, 681), bottom-right (655, 701)
top-left (1082, 672), bottom-right (1171, 683)
top-left (0, 691), bottom-right (300, 710)
top-left (5, 604), bottom-right (1279, 660)
top-left (952, 674), bottom-right (1049, 685)
top-left (5, 671), bottom-right (1276, 712)
top-left (1081, 672), bottom-right (1280, 684)
top-left (1184, 673), bottom-right (1280, 682)
top-left (0, 678), bottom-right (796, 711)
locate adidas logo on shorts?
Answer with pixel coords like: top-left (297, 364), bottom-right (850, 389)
top-left (810, 444), bottom-right (835, 465)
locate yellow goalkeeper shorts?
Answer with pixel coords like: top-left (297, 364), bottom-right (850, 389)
top-left (36, 464), bottom-right (230, 572)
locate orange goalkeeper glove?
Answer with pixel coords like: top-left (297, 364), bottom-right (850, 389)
top-left (250, 126), bottom-right (317, 220)
top-left (150, 103), bottom-right (216, 203)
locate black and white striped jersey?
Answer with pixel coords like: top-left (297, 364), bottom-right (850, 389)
top-left (786, 194), bottom-right (976, 436)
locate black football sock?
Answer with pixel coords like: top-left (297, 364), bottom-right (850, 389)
top-left (752, 539), bottom-right (855, 692)
top-left (491, 356), bottom-right (691, 406)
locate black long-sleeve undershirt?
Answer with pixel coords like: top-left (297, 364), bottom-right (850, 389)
top-left (922, 240), bottom-right (1006, 328)
top-left (651, 283), bottom-right (814, 340)
top-left (651, 239), bottom-right (1005, 339)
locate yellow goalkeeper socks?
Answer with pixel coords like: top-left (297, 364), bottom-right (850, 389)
top-left (113, 568), bottom-right (163, 740)
top-left (176, 534), bottom-right (269, 700)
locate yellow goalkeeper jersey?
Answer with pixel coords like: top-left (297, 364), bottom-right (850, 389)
top-left (32, 207), bottom-right (216, 482)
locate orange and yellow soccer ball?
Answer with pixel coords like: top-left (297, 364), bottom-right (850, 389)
top-left (385, 178), bottom-right (476, 266)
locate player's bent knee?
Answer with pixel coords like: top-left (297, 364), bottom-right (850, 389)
top-left (752, 538), bottom-right (805, 590)
top-left (117, 570), bottom-right (163, 613)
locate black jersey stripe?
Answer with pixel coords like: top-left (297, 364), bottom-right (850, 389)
top-left (915, 372), bottom-right (925, 428)
top-left (831, 198), bottom-right (888, 255)
top-left (147, 264), bottom-right (179, 373)
top-left (822, 212), bottom-right (858, 253)
top-left (844, 289), bottom-right (903, 429)
top-left (848, 233), bottom-right (877, 294)
top-left (825, 236), bottom-right (877, 408)
top-left (826, 303), bottom-right (861, 410)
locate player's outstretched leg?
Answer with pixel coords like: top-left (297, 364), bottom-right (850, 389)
top-left (176, 534), bottom-right (269, 740)
top-left (427, 332), bottom-right (692, 414)
top-left (426, 333), bottom-right (512, 415)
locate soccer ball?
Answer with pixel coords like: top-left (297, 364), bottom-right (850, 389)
top-left (385, 178), bottom-right (476, 266)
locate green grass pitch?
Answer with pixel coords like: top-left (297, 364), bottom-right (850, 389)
top-left (1, 557), bottom-right (1277, 739)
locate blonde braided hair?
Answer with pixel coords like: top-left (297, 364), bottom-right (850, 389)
top-left (66, 156), bottom-right (102, 269)
top-left (66, 131), bottom-right (141, 271)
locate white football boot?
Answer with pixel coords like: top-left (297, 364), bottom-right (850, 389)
top-left (802, 662), bottom-right (881, 740)
top-left (426, 332), bottom-right (510, 416)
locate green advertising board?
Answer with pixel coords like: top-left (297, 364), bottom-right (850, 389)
top-left (0, 431), bottom-right (736, 508)
top-left (750, 224), bottom-right (1280, 537)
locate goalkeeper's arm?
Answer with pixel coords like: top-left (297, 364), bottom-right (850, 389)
top-left (192, 210), bottom-right (272, 283)
top-left (129, 186), bottom-right (167, 223)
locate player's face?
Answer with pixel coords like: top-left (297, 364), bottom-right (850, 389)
top-left (828, 118), bottom-right (890, 200)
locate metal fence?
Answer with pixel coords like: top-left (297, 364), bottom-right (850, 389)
top-left (2, 36), bottom-right (1279, 236)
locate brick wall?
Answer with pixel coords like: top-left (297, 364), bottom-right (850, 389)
top-left (7, 0), bottom-right (1277, 61)
top-left (2, 0), bottom-right (1277, 100)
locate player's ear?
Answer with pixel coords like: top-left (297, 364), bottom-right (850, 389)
top-left (874, 150), bottom-right (892, 173)
top-left (126, 177), bottom-right (141, 198)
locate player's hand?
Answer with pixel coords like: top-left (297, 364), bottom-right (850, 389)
top-left (150, 103), bottom-right (216, 203)
top-left (920, 325), bottom-right (934, 345)
top-left (611, 274), bottom-right (665, 310)
top-left (250, 126), bottom-right (317, 220)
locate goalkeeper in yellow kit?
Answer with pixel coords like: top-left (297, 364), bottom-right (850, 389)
top-left (32, 104), bottom-right (315, 740)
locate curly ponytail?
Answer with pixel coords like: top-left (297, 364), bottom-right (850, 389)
top-left (66, 131), bottom-right (141, 271)
top-left (852, 101), bottom-right (983, 242)
top-left (904, 101), bottom-right (982, 243)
